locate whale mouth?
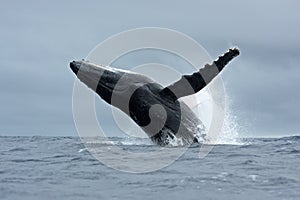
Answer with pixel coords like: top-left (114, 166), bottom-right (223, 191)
top-left (70, 60), bottom-right (158, 104)
top-left (70, 61), bottom-right (122, 87)
top-left (70, 60), bottom-right (127, 103)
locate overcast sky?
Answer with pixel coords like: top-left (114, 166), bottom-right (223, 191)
top-left (0, 0), bottom-right (299, 137)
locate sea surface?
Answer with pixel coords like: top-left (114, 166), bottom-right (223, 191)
top-left (0, 135), bottom-right (299, 200)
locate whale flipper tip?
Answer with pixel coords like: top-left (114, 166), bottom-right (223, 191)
top-left (229, 47), bottom-right (240, 56)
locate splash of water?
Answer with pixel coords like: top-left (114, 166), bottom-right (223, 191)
top-left (186, 90), bottom-right (243, 146)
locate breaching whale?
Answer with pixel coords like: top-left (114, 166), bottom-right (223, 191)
top-left (70, 48), bottom-right (240, 146)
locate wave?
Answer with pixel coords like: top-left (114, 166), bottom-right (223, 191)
top-left (1, 135), bottom-right (299, 148)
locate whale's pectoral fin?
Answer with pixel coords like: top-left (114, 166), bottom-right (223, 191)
top-left (163, 48), bottom-right (240, 99)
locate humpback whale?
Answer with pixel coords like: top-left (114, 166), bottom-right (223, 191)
top-left (70, 48), bottom-right (240, 146)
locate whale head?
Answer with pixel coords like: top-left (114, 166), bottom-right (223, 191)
top-left (70, 60), bottom-right (155, 105)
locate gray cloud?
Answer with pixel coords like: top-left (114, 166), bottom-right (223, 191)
top-left (0, 0), bottom-right (299, 137)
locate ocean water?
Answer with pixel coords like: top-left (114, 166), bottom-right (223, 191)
top-left (0, 135), bottom-right (299, 200)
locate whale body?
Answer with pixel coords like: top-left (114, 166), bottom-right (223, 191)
top-left (70, 48), bottom-right (240, 146)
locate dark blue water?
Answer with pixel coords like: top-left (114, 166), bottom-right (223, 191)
top-left (0, 135), bottom-right (299, 200)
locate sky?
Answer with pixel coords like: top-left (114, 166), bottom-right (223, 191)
top-left (0, 0), bottom-right (299, 137)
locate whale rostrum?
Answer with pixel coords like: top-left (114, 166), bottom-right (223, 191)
top-left (70, 48), bottom-right (240, 146)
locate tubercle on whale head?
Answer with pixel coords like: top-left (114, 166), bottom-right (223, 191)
top-left (70, 60), bottom-right (126, 104)
top-left (70, 60), bottom-right (96, 75)
top-left (70, 60), bottom-right (80, 74)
